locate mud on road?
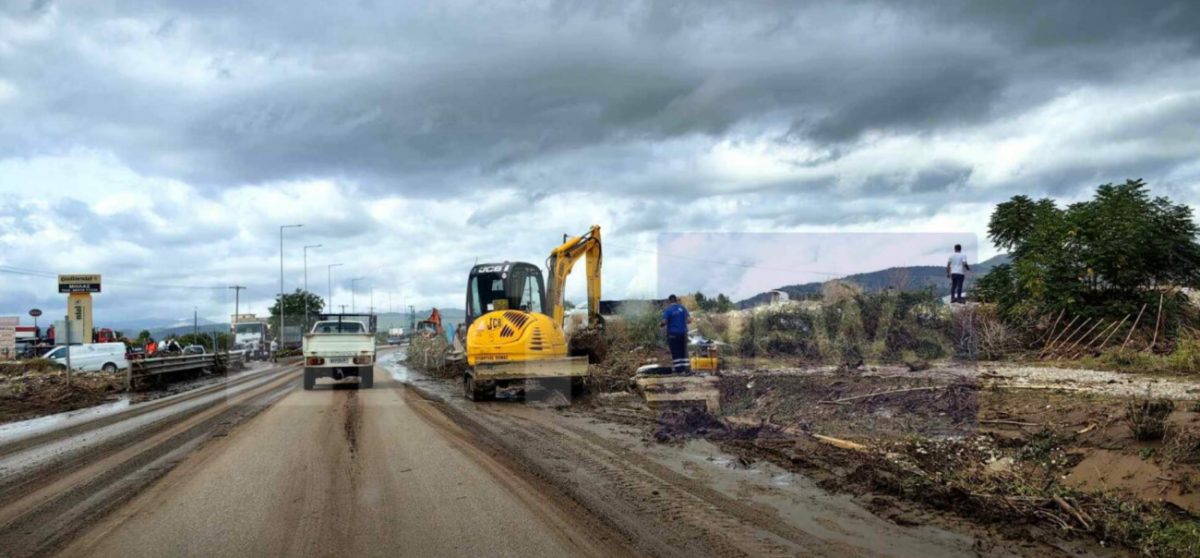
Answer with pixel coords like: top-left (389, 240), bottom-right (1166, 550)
top-left (0, 363), bottom-right (301, 558)
top-left (396, 360), bottom-right (986, 558)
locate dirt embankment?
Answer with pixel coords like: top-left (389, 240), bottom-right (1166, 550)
top-left (585, 362), bottom-right (1200, 557)
top-left (0, 361), bottom-right (124, 424)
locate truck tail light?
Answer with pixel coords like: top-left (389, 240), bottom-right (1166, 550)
top-left (306, 357), bottom-right (325, 366)
top-left (353, 355), bottom-right (373, 365)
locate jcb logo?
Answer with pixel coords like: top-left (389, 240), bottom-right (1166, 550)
top-left (488, 318), bottom-right (502, 329)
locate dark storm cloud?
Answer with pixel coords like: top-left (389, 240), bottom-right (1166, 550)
top-left (0, 2), bottom-right (1185, 193)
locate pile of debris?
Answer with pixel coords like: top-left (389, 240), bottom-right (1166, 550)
top-left (405, 334), bottom-right (466, 379)
top-left (0, 361), bottom-right (124, 424)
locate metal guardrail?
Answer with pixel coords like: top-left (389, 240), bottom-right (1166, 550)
top-left (127, 351), bottom-right (245, 390)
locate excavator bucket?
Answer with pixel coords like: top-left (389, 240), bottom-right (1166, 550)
top-left (633, 373), bottom-right (722, 414)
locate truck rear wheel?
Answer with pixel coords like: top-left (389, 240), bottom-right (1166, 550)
top-left (303, 369), bottom-right (316, 390)
top-left (359, 367), bottom-right (374, 389)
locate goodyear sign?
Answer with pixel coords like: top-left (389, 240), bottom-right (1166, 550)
top-left (58, 274), bottom-right (102, 293)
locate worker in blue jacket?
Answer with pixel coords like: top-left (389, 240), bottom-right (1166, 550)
top-left (660, 294), bottom-right (693, 374)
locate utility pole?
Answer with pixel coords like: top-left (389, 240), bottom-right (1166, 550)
top-left (279, 224), bottom-right (303, 347)
top-left (303, 244), bottom-right (321, 326)
top-left (64, 314), bottom-right (72, 387)
top-left (229, 286), bottom-right (246, 325)
top-left (409, 305), bottom-right (415, 330)
top-left (193, 307), bottom-right (198, 340)
top-left (339, 304), bottom-right (348, 314)
top-left (327, 263), bottom-right (343, 314)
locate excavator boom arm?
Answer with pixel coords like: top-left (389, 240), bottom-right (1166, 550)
top-left (545, 225), bottom-right (602, 326)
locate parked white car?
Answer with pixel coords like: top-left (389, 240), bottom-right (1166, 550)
top-left (43, 342), bottom-right (129, 372)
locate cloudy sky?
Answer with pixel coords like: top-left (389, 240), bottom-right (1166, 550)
top-left (1, 0), bottom-right (1198, 325)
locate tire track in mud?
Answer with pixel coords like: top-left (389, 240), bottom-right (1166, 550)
top-left (404, 383), bottom-right (851, 558)
top-left (489, 410), bottom-right (816, 558)
top-left (341, 389), bottom-right (361, 457)
top-left (340, 389), bottom-right (363, 488)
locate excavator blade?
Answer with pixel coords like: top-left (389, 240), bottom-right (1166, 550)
top-left (472, 356), bottom-right (589, 380)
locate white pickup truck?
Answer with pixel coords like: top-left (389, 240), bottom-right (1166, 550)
top-left (302, 318), bottom-right (376, 389)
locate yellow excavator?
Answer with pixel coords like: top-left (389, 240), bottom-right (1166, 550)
top-left (460, 225), bottom-right (603, 400)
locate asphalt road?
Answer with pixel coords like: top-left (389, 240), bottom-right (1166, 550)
top-left (58, 368), bottom-right (621, 558)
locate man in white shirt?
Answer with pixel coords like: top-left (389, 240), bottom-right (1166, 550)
top-left (946, 244), bottom-right (970, 303)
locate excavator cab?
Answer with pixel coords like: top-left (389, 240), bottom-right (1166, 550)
top-left (464, 262), bottom-right (547, 325)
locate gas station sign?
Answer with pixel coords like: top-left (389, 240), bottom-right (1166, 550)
top-left (59, 274), bottom-right (99, 344)
top-left (58, 274), bottom-right (102, 293)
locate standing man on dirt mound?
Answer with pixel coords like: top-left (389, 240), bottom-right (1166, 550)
top-left (946, 244), bottom-right (970, 304)
top-left (660, 294), bottom-right (693, 374)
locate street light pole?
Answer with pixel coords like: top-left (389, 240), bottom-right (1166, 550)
top-left (327, 263), bottom-right (343, 313)
top-left (279, 224), bottom-right (303, 348)
top-left (303, 244), bottom-right (322, 326)
top-left (351, 277), bottom-right (365, 313)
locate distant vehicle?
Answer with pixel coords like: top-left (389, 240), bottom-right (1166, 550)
top-left (281, 325), bottom-right (304, 350)
top-left (94, 328), bottom-right (118, 343)
top-left (387, 327), bottom-right (405, 344)
top-left (233, 321), bottom-right (269, 360)
top-left (43, 342), bottom-right (129, 372)
top-left (302, 315), bottom-right (376, 390)
top-left (182, 345), bottom-right (207, 355)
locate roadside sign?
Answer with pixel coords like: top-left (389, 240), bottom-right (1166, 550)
top-left (53, 319), bottom-right (86, 346)
top-left (58, 274), bottom-right (102, 293)
top-left (29, 308), bottom-right (42, 318)
top-left (0, 317), bottom-right (16, 359)
top-left (0, 328), bottom-right (14, 359)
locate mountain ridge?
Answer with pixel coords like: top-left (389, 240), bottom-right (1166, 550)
top-left (736, 254), bottom-right (1011, 308)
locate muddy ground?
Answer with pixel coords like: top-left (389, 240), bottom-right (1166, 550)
top-left (0, 363), bottom-right (124, 424)
top-left (580, 360), bottom-right (1200, 557)
top-left (0, 359), bottom-right (265, 425)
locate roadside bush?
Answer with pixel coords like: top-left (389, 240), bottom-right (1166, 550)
top-left (607, 301), bottom-right (662, 350)
top-left (1089, 348), bottom-right (1159, 373)
top-left (952, 304), bottom-right (1017, 360)
top-left (1166, 336), bottom-right (1200, 374)
top-left (821, 280), bottom-right (861, 306)
top-left (1125, 397), bottom-right (1175, 441)
top-left (693, 313), bottom-right (732, 344)
top-left (734, 290), bottom-right (952, 364)
top-left (737, 304), bottom-right (820, 360)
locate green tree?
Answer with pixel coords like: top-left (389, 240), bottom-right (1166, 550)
top-left (714, 293), bottom-right (735, 313)
top-left (269, 289), bottom-right (326, 332)
top-left (979, 180), bottom-right (1200, 320)
top-left (692, 292), bottom-right (736, 313)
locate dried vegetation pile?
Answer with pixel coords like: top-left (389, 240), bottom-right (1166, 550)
top-left (0, 359), bottom-right (124, 423)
